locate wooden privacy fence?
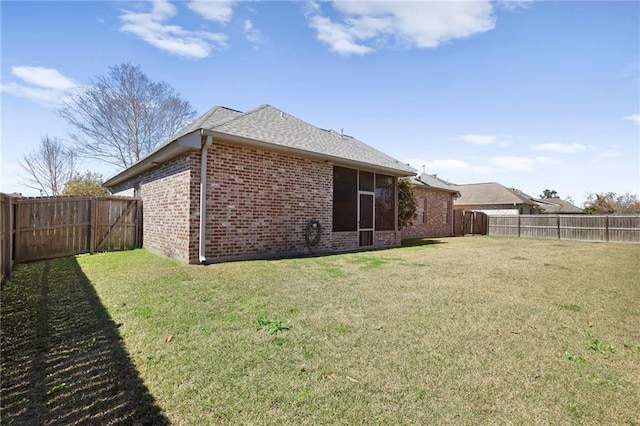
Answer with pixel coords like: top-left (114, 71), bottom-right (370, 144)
top-left (454, 210), bottom-right (488, 236)
top-left (1, 194), bottom-right (141, 280)
top-left (488, 214), bottom-right (640, 243)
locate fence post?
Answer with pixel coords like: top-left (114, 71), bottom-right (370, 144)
top-left (90, 197), bottom-right (97, 253)
top-left (605, 215), bottom-right (609, 243)
top-left (13, 200), bottom-right (20, 263)
top-left (517, 214), bottom-right (521, 238)
top-left (2, 195), bottom-right (10, 280)
top-left (557, 215), bottom-right (561, 240)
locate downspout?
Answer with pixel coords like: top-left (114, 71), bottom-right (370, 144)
top-left (199, 134), bottom-right (213, 263)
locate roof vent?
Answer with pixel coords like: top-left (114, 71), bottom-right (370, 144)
top-left (280, 111), bottom-right (285, 119)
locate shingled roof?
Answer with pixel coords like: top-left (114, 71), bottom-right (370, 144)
top-left (453, 182), bottom-right (539, 206)
top-left (205, 104), bottom-right (414, 175)
top-left (413, 173), bottom-right (460, 195)
top-left (533, 197), bottom-right (584, 214)
top-left (105, 104), bottom-right (414, 187)
top-left (170, 106), bottom-right (243, 140)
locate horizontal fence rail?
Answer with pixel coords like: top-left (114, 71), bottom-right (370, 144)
top-left (1, 195), bottom-right (141, 279)
top-left (488, 214), bottom-right (640, 243)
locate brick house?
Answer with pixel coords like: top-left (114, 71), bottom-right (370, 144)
top-left (104, 104), bottom-right (415, 263)
top-left (401, 173), bottom-right (460, 239)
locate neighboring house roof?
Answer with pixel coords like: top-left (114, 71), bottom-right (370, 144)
top-left (105, 104), bottom-right (415, 187)
top-left (412, 173), bottom-right (460, 196)
top-left (533, 197), bottom-right (584, 214)
top-left (453, 182), bottom-right (539, 207)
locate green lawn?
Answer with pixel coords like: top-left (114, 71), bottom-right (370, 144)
top-left (2, 237), bottom-right (639, 424)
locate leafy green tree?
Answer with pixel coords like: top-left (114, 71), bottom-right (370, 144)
top-left (62, 171), bottom-right (109, 196)
top-left (398, 178), bottom-right (417, 229)
top-left (540, 189), bottom-right (558, 199)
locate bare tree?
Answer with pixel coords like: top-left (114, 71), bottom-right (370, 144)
top-left (19, 135), bottom-right (76, 196)
top-left (584, 192), bottom-right (640, 215)
top-left (59, 63), bottom-right (197, 169)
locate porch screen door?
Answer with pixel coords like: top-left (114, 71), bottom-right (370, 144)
top-left (359, 193), bottom-right (374, 246)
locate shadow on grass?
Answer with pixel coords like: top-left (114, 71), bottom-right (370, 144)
top-left (1, 257), bottom-right (169, 425)
top-left (400, 238), bottom-right (449, 248)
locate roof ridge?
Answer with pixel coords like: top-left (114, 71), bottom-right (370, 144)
top-left (500, 184), bottom-right (536, 204)
top-left (187, 105), bottom-right (220, 127)
top-left (210, 104), bottom-right (270, 129)
top-left (453, 181), bottom-right (499, 186)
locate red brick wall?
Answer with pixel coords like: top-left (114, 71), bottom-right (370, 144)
top-left (110, 154), bottom-right (197, 262)
top-left (110, 138), bottom-right (404, 262)
top-left (199, 141), bottom-right (333, 261)
top-left (401, 187), bottom-right (454, 239)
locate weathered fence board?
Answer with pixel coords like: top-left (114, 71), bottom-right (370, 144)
top-left (488, 214), bottom-right (640, 243)
top-left (454, 210), bottom-right (488, 236)
top-left (1, 194), bottom-right (16, 281)
top-left (487, 215), bottom-right (519, 237)
top-left (11, 196), bottom-right (141, 263)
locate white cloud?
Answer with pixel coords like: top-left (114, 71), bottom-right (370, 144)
top-left (459, 134), bottom-right (498, 145)
top-left (308, 15), bottom-right (374, 55)
top-left (532, 143), bottom-right (587, 153)
top-left (496, 141), bottom-right (513, 148)
top-left (470, 165), bottom-right (498, 173)
top-left (120, 0), bottom-right (228, 59)
top-left (244, 19), bottom-right (264, 45)
top-left (495, 0), bottom-right (534, 12)
top-left (595, 150), bottom-right (621, 158)
top-left (306, 1), bottom-right (496, 55)
top-left (188, 1), bottom-right (235, 23)
top-left (491, 156), bottom-right (536, 172)
top-left (406, 158), bottom-right (471, 173)
top-left (623, 114), bottom-right (640, 124)
top-left (0, 66), bottom-right (77, 107)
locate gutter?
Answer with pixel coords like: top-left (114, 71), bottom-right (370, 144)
top-left (104, 131), bottom-right (202, 188)
top-left (199, 134), bottom-right (213, 263)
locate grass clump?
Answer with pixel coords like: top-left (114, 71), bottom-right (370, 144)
top-left (255, 316), bottom-right (291, 334)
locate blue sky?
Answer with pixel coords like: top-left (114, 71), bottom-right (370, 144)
top-left (1, 0), bottom-right (639, 205)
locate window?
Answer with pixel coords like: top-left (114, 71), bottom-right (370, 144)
top-left (333, 166), bottom-right (358, 231)
top-left (423, 198), bottom-right (428, 224)
top-left (375, 174), bottom-right (395, 231)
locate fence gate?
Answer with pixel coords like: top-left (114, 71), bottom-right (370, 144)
top-left (14, 196), bottom-right (141, 263)
top-left (454, 210), bottom-right (488, 236)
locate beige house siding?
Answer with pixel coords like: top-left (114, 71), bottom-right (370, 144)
top-left (454, 204), bottom-right (538, 215)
